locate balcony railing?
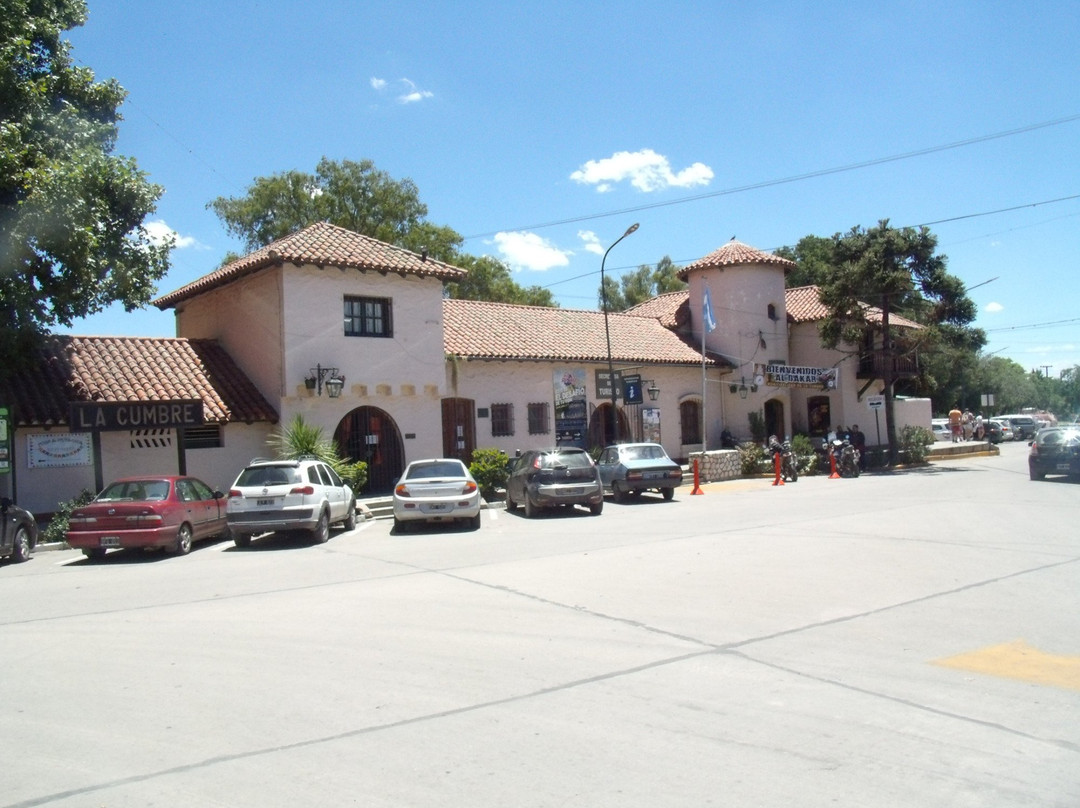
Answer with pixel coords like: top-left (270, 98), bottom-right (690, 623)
top-left (857, 350), bottom-right (918, 379)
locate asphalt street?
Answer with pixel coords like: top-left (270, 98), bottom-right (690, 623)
top-left (2, 440), bottom-right (1077, 807)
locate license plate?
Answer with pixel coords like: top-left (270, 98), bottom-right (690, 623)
top-left (1057, 463), bottom-right (1071, 471)
top-left (644, 471), bottom-right (662, 480)
top-left (560, 487), bottom-right (582, 495)
top-left (256, 498), bottom-right (276, 506)
top-left (101, 537), bottom-right (120, 547)
top-left (427, 503), bottom-right (449, 511)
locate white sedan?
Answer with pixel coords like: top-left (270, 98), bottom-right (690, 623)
top-left (392, 458), bottom-right (482, 532)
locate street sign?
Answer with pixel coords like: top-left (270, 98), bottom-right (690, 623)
top-left (866, 395), bottom-right (885, 411)
top-left (622, 374), bottom-right (642, 405)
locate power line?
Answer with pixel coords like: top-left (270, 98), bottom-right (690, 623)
top-left (985, 316), bottom-right (1080, 333)
top-left (463, 113), bottom-right (1080, 240)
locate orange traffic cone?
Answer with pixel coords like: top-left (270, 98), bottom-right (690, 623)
top-left (772, 452), bottom-right (784, 486)
top-left (829, 450), bottom-right (840, 479)
top-left (691, 456), bottom-right (704, 495)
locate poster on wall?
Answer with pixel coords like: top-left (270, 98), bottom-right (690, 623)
top-left (27, 433), bottom-right (93, 468)
top-left (642, 408), bottom-right (661, 444)
top-left (757, 363), bottom-right (838, 390)
top-left (553, 369), bottom-right (587, 448)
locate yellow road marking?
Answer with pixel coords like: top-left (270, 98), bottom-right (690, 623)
top-left (934, 640), bottom-right (1080, 692)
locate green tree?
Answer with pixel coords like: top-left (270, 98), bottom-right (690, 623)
top-left (0, 0), bottom-right (169, 371)
top-left (446, 254), bottom-right (556, 306)
top-left (209, 157), bottom-right (463, 261)
top-left (597, 256), bottom-right (686, 312)
top-left (817, 221), bottom-right (980, 463)
top-left (775, 235), bottom-right (836, 288)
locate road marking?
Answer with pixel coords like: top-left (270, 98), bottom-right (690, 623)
top-left (934, 640), bottom-right (1080, 692)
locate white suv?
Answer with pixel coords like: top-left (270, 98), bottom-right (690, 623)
top-left (227, 458), bottom-right (356, 547)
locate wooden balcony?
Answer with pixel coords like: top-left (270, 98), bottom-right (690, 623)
top-left (857, 350), bottom-right (919, 380)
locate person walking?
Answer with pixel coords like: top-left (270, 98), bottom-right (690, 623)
top-left (850, 424), bottom-right (867, 470)
top-left (948, 405), bottom-right (962, 443)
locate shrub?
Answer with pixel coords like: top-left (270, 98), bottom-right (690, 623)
top-left (43, 489), bottom-right (95, 545)
top-left (900, 425), bottom-right (934, 464)
top-left (737, 441), bottom-right (768, 475)
top-left (469, 447), bottom-right (510, 501)
top-left (790, 434), bottom-right (820, 476)
top-left (267, 413), bottom-right (367, 492)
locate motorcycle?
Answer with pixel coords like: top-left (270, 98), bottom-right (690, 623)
top-left (770, 438), bottom-right (798, 482)
top-left (834, 438), bottom-right (860, 478)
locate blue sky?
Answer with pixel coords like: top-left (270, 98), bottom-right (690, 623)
top-left (60, 0), bottom-right (1080, 376)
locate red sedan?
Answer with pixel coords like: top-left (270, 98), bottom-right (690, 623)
top-left (67, 476), bottom-right (230, 560)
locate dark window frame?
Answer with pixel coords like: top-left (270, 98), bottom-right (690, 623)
top-left (344, 295), bottom-right (393, 338)
top-left (490, 403), bottom-right (514, 437)
top-left (527, 402), bottom-right (550, 435)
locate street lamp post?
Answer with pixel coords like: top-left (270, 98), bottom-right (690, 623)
top-left (599, 223), bottom-right (639, 445)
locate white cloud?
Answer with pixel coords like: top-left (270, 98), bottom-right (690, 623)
top-left (578, 230), bottom-right (604, 255)
top-left (144, 220), bottom-right (197, 249)
top-left (370, 77), bottom-right (387, 90)
top-left (570, 149), bottom-right (714, 193)
top-left (371, 76), bottom-right (433, 104)
top-left (984, 302), bottom-right (1004, 313)
top-left (492, 231), bottom-right (571, 271)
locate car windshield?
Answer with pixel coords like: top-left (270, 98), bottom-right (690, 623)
top-left (542, 451), bottom-right (591, 469)
top-left (236, 466), bottom-right (299, 486)
top-left (1040, 430), bottom-right (1080, 447)
top-left (622, 445), bottom-right (667, 461)
top-left (98, 480), bottom-right (169, 502)
top-left (406, 461), bottom-right (466, 479)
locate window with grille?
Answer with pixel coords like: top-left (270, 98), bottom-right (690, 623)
top-left (181, 424), bottom-right (222, 449)
top-left (344, 296), bottom-right (392, 337)
top-left (527, 402), bottom-right (549, 434)
top-left (490, 403), bottom-right (514, 437)
top-left (680, 400), bottom-right (701, 445)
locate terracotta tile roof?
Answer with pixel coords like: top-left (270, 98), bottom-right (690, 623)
top-left (677, 238), bottom-right (795, 280)
top-left (623, 291), bottom-right (690, 329)
top-left (786, 285), bottom-right (923, 328)
top-left (443, 299), bottom-right (720, 366)
top-left (153, 221), bottom-right (467, 309)
top-left (0, 336), bottom-right (278, 427)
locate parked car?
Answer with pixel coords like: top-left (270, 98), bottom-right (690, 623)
top-left (1001, 415), bottom-right (1039, 441)
top-left (1, 497), bottom-right (38, 563)
top-left (66, 476), bottom-right (229, 560)
top-left (991, 419), bottom-right (1014, 442)
top-left (227, 457), bottom-right (356, 547)
top-left (1028, 426), bottom-right (1080, 481)
top-left (505, 447), bottom-right (603, 517)
top-left (983, 419), bottom-right (1004, 444)
top-left (931, 419), bottom-right (952, 442)
top-left (392, 458), bottom-right (481, 532)
top-left (596, 442), bottom-right (683, 501)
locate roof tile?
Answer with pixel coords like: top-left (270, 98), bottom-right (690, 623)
top-left (0, 336), bottom-right (278, 427)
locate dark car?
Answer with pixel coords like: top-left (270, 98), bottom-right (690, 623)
top-left (1004, 415), bottom-right (1039, 441)
top-left (596, 442), bottom-right (683, 502)
top-left (1, 497), bottom-right (38, 563)
top-left (1028, 426), bottom-right (1080, 481)
top-left (505, 447), bottom-right (603, 517)
top-left (67, 476), bottom-right (230, 560)
top-left (983, 420), bottom-right (1003, 443)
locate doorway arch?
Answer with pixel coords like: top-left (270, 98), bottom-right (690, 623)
top-left (587, 403), bottom-right (629, 448)
top-left (334, 406), bottom-right (405, 495)
top-left (764, 398), bottom-right (785, 440)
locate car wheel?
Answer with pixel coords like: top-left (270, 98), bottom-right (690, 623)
top-left (393, 516), bottom-right (410, 534)
top-left (173, 523), bottom-right (193, 555)
top-left (611, 481), bottom-right (626, 503)
top-left (11, 525), bottom-right (31, 563)
top-left (233, 531), bottom-right (251, 548)
top-left (84, 548), bottom-right (107, 561)
top-left (470, 512), bottom-right (482, 531)
top-left (505, 487), bottom-right (518, 512)
top-left (1029, 468), bottom-right (1045, 481)
top-left (312, 510), bottom-right (330, 543)
top-left (662, 486), bottom-right (675, 501)
top-left (344, 503), bottom-right (357, 531)
top-left (523, 492), bottom-right (538, 519)
top-left (589, 500), bottom-right (603, 515)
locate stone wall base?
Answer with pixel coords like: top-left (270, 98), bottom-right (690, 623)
top-left (688, 449), bottom-right (741, 482)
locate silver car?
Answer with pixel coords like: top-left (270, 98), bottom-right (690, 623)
top-left (392, 458), bottom-right (482, 532)
top-left (226, 458), bottom-right (356, 546)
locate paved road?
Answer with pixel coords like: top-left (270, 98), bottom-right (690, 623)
top-left (2, 440), bottom-right (1077, 807)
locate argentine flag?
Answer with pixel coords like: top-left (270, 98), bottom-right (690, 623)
top-left (703, 286), bottom-right (717, 333)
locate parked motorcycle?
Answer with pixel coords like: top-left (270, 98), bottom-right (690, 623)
top-left (770, 437), bottom-right (798, 482)
top-left (835, 438), bottom-right (860, 478)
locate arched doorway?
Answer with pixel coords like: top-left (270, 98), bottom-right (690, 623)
top-left (334, 406), bottom-right (405, 495)
top-left (587, 403), bottom-right (629, 448)
top-left (764, 398), bottom-right (785, 440)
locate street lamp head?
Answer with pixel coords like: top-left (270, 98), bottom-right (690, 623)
top-left (624, 223), bottom-right (640, 237)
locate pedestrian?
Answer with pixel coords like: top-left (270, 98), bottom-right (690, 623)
top-left (962, 409), bottom-right (974, 441)
top-left (850, 424), bottom-right (867, 470)
top-left (948, 404), bottom-right (962, 443)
